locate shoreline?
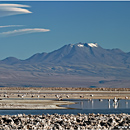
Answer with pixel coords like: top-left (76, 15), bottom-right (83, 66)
top-left (0, 99), bottom-right (75, 110)
top-left (0, 87), bottom-right (129, 109)
top-left (0, 89), bottom-right (130, 100)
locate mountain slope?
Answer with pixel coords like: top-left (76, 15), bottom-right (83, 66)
top-left (1, 42), bottom-right (130, 78)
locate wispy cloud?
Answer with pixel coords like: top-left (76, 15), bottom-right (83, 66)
top-left (0, 28), bottom-right (50, 37)
top-left (0, 4), bottom-right (32, 17)
top-left (0, 25), bottom-right (24, 28)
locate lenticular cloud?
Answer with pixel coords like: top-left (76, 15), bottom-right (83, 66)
top-left (0, 28), bottom-right (50, 37)
top-left (0, 25), bottom-right (24, 28)
top-left (0, 4), bottom-right (32, 17)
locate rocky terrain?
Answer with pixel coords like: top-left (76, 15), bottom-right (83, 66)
top-left (0, 113), bottom-right (129, 129)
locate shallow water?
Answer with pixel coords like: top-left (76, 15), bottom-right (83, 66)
top-left (0, 99), bottom-right (130, 115)
top-left (62, 99), bottom-right (130, 109)
top-left (0, 109), bottom-right (130, 115)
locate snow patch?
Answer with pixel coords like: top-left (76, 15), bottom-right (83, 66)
top-left (70, 44), bottom-right (74, 47)
top-left (88, 43), bottom-right (98, 47)
top-left (77, 44), bottom-right (84, 47)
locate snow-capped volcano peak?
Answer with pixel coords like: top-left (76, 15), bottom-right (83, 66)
top-left (77, 42), bottom-right (98, 48)
top-left (88, 43), bottom-right (98, 47)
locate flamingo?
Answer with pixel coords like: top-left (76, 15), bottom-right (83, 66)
top-left (66, 95), bottom-right (69, 98)
top-left (99, 99), bottom-right (103, 102)
top-left (90, 94), bottom-right (94, 97)
top-left (125, 96), bottom-right (128, 100)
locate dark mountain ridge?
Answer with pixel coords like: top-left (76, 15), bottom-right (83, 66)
top-left (1, 57), bottom-right (20, 65)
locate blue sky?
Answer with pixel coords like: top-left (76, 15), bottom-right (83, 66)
top-left (0, 1), bottom-right (130, 60)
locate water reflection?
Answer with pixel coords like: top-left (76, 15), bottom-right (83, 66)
top-left (113, 102), bottom-right (118, 109)
top-left (67, 104), bottom-right (70, 107)
top-left (108, 102), bottom-right (110, 109)
top-left (80, 101), bottom-right (83, 109)
top-left (91, 100), bottom-right (94, 109)
top-left (63, 99), bottom-right (130, 110)
top-left (126, 101), bottom-right (128, 108)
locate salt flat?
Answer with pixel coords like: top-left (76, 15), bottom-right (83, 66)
top-left (0, 99), bottom-right (75, 109)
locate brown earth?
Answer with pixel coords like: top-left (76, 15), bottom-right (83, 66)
top-left (0, 87), bottom-right (130, 91)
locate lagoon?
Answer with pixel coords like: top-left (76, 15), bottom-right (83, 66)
top-left (0, 99), bottom-right (130, 115)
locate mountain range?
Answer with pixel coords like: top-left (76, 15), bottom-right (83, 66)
top-left (0, 42), bottom-right (130, 88)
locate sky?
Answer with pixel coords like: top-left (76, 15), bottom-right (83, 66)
top-left (0, 1), bottom-right (130, 60)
